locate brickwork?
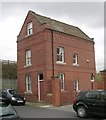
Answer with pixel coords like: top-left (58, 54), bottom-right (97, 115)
top-left (17, 11), bottom-right (96, 105)
top-left (100, 70), bottom-right (106, 90)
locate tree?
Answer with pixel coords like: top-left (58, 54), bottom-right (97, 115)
top-left (96, 72), bottom-right (102, 82)
top-left (2, 63), bottom-right (17, 79)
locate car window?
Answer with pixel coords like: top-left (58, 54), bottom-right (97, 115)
top-left (9, 90), bottom-right (17, 95)
top-left (0, 91), bottom-right (2, 97)
top-left (77, 92), bottom-right (85, 99)
top-left (101, 91), bottom-right (106, 100)
top-left (1, 92), bottom-right (7, 98)
top-left (85, 91), bottom-right (100, 100)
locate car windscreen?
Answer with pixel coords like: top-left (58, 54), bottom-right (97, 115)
top-left (0, 104), bottom-right (17, 117)
top-left (9, 90), bottom-right (17, 95)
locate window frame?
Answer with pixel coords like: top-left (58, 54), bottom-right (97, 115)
top-left (73, 53), bottom-right (78, 65)
top-left (38, 73), bottom-right (44, 81)
top-left (26, 75), bottom-right (32, 92)
top-left (74, 79), bottom-right (79, 91)
top-left (57, 47), bottom-right (64, 63)
top-left (27, 22), bottom-right (33, 36)
top-left (58, 73), bottom-right (65, 91)
top-left (85, 91), bottom-right (100, 100)
top-left (91, 73), bottom-right (95, 81)
top-left (26, 49), bottom-right (31, 66)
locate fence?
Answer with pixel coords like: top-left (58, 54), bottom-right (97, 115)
top-left (2, 79), bottom-right (17, 90)
top-left (0, 59), bottom-right (17, 90)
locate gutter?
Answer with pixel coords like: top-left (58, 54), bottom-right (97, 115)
top-left (51, 30), bottom-right (54, 78)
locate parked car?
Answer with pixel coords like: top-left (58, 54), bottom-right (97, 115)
top-left (0, 97), bottom-right (22, 119)
top-left (0, 89), bottom-right (26, 105)
top-left (73, 90), bottom-right (106, 118)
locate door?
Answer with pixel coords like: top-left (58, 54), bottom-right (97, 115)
top-left (38, 73), bottom-right (44, 101)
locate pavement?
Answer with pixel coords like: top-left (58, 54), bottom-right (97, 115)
top-left (26, 102), bottom-right (74, 112)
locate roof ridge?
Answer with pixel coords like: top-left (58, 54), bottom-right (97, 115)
top-left (29, 10), bottom-right (92, 41)
top-left (30, 10), bottom-right (77, 29)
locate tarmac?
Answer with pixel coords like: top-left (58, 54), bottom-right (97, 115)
top-left (26, 102), bottom-right (74, 112)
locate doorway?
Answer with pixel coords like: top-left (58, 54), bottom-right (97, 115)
top-left (38, 73), bottom-right (44, 101)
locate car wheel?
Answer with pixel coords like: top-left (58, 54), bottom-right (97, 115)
top-left (77, 106), bottom-right (87, 118)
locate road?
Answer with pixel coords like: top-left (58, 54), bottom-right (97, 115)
top-left (14, 105), bottom-right (77, 118)
top-left (14, 105), bottom-right (105, 119)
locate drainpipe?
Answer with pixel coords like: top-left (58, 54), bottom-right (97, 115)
top-left (51, 30), bottom-right (54, 78)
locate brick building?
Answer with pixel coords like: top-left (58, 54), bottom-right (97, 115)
top-left (17, 10), bottom-right (96, 105)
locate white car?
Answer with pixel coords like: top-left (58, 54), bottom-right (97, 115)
top-left (0, 97), bottom-right (22, 119)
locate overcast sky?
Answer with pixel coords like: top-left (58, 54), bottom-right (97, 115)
top-left (0, 1), bottom-right (105, 72)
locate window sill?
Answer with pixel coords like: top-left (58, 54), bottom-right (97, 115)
top-left (73, 64), bottom-right (79, 66)
top-left (61, 90), bottom-right (67, 93)
top-left (91, 80), bottom-right (94, 82)
top-left (74, 90), bottom-right (80, 93)
top-left (56, 61), bottom-right (66, 65)
top-left (24, 64), bottom-right (32, 68)
top-left (25, 34), bottom-right (33, 38)
top-left (25, 91), bottom-right (32, 94)
top-left (47, 93), bottom-right (52, 96)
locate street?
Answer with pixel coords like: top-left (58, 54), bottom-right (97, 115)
top-left (14, 105), bottom-right (76, 118)
top-left (13, 104), bottom-right (105, 119)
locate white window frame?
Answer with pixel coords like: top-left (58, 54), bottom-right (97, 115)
top-left (58, 73), bottom-right (65, 91)
top-left (74, 80), bottom-right (79, 91)
top-left (27, 22), bottom-right (33, 36)
top-left (26, 75), bottom-right (32, 92)
top-left (91, 73), bottom-right (95, 81)
top-left (57, 47), bottom-right (64, 63)
top-left (26, 49), bottom-right (31, 66)
top-left (73, 53), bottom-right (78, 65)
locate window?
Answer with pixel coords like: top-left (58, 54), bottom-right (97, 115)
top-left (38, 73), bottom-right (43, 81)
top-left (101, 91), bottom-right (106, 100)
top-left (26, 75), bottom-right (32, 92)
top-left (58, 73), bottom-right (65, 91)
top-left (91, 73), bottom-right (94, 81)
top-left (57, 47), bottom-right (64, 63)
top-left (73, 53), bottom-right (78, 65)
top-left (27, 22), bottom-right (33, 36)
top-left (74, 80), bottom-right (79, 91)
top-left (85, 91), bottom-right (100, 100)
top-left (26, 50), bottom-right (31, 66)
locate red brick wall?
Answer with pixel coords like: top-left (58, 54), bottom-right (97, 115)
top-left (17, 12), bottom-right (96, 104)
top-left (44, 29), bottom-right (96, 104)
top-left (100, 71), bottom-right (106, 90)
top-left (96, 71), bottom-right (106, 90)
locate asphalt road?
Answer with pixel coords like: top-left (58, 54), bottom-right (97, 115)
top-left (13, 105), bottom-right (105, 119)
top-left (14, 104), bottom-right (77, 118)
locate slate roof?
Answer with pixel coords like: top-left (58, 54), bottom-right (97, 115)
top-left (30, 10), bottom-right (93, 41)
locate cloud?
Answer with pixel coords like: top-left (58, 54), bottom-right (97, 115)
top-left (0, 2), bottom-right (104, 71)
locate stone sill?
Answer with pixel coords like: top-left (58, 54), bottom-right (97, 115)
top-left (73, 64), bottom-right (79, 66)
top-left (56, 62), bottom-right (66, 65)
top-left (25, 91), bottom-right (32, 94)
top-left (24, 64), bottom-right (32, 68)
